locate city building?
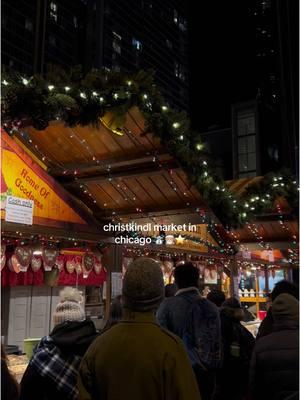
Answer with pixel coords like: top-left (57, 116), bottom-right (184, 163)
top-left (2, 0), bottom-right (85, 75)
top-left (189, 0), bottom-right (298, 179)
top-left (2, 0), bottom-right (189, 111)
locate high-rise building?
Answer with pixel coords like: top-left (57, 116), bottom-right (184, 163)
top-left (232, 0), bottom-right (298, 179)
top-left (2, 0), bottom-right (189, 111)
top-left (189, 0), bottom-right (298, 179)
top-left (85, 0), bottom-right (189, 110)
top-left (2, 0), bottom-right (86, 75)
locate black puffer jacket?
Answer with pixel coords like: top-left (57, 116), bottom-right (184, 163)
top-left (249, 294), bottom-right (299, 400)
top-left (214, 300), bottom-right (255, 400)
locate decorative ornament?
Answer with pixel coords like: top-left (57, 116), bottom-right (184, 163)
top-left (66, 259), bottom-right (75, 273)
top-left (15, 246), bottom-right (32, 268)
top-left (9, 255), bottom-right (21, 273)
top-left (31, 256), bottom-right (42, 272)
top-left (55, 255), bottom-right (65, 271)
top-left (75, 256), bottom-right (82, 275)
top-left (44, 267), bottom-right (60, 287)
top-left (42, 248), bottom-right (59, 271)
top-left (1, 244), bottom-right (6, 270)
top-left (82, 252), bottom-right (94, 278)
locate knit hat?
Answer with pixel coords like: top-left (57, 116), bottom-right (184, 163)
top-left (53, 287), bottom-right (85, 326)
top-left (272, 293), bottom-right (299, 322)
top-left (122, 257), bottom-right (164, 312)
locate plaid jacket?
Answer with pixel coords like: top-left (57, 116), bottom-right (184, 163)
top-left (30, 336), bottom-right (82, 400)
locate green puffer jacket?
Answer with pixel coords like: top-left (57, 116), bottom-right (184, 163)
top-left (78, 310), bottom-right (201, 400)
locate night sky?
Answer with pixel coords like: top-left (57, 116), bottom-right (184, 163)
top-left (188, 0), bottom-right (257, 131)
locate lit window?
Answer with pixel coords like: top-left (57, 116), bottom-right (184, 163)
top-left (73, 16), bottom-right (78, 28)
top-left (174, 9), bottom-right (178, 24)
top-left (25, 18), bottom-right (33, 31)
top-left (132, 38), bottom-right (142, 51)
top-left (112, 32), bottom-right (122, 54)
top-left (50, 2), bottom-right (58, 22)
top-left (174, 62), bottom-right (185, 81)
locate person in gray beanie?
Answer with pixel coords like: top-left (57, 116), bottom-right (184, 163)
top-left (249, 293), bottom-right (299, 400)
top-left (78, 257), bottom-right (201, 400)
top-left (20, 287), bottom-right (98, 400)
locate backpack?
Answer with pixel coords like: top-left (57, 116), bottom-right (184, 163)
top-left (183, 297), bottom-right (222, 371)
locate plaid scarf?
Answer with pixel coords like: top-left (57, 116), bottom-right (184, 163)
top-left (30, 336), bottom-right (82, 400)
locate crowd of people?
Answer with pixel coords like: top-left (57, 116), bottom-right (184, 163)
top-left (1, 258), bottom-right (299, 400)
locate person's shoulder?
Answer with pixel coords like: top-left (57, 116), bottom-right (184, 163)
top-left (158, 296), bottom-right (179, 310)
top-left (156, 325), bottom-right (183, 345)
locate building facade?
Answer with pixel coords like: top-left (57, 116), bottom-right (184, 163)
top-left (2, 0), bottom-right (189, 111)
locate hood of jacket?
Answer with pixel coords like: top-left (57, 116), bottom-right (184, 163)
top-left (50, 320), bottom-right (98, 356)
top-left (220, 305), bottom-right (244, 321)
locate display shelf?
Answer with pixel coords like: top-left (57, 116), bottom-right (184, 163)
top-left (240, 297), bottom-right (266, 303)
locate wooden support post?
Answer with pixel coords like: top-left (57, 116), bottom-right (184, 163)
top-left (229, 259), bottom-right (239, 299)
top-left (102, 244), bottom-right (123, 322)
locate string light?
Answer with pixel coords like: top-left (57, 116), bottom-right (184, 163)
top-left (48, 85), bottom-right (54, 91)
top-left (172, 122), bottom-right (180, 129)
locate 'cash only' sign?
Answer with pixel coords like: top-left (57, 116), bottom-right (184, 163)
top-left (5, 195), bottom-right (34, 225)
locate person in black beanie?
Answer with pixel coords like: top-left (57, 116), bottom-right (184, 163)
top-left (78, 257), bottom-right (201, 400)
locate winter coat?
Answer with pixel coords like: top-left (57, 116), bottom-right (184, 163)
top-left (77, 310), bottom-right (201, 400)
top-left (255, 306), bottom-right (273, 340)
top-left (213, 305), bottom-right (255, 400)
top-left (249, 319), bottom-right (299, 400)
top-left (20, 320), bottom-right (98, 400)
top-left (157, 287), bottom-right (200, 338)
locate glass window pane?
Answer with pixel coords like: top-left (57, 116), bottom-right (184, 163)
top-left (247, 136), bottom-right (256, 152)
top-left (237, 109), bottom-right (255, 136)
top-left (238, 154), bottom-right (248, 171)
top-left (238, 137), bottom-right (247, 154)
top-left (248, 153), bottom-right (256, 170)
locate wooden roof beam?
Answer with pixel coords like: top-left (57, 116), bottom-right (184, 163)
top-left (64, 162), bottom-right (180, 185)
top-left (94, 204), bottom-right (209, 219)
top-left (49, 152), bottom-right (172, 176)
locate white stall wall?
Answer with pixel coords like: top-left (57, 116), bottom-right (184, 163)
top-left (6, 286), bottom-right (85, 352)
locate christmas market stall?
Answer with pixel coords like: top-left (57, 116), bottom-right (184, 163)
top-left (1, 130), bottom-right (108, 354)
top-left (1, 68), bottom-right (298, 334)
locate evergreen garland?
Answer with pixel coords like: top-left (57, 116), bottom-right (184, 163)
top-left (1, 66), bottom-right (298, 228)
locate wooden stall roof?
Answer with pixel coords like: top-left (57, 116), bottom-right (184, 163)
top-left (221, 177), bottom-right (298, 247)
top-left (13, 107), bottom-right (211, 227)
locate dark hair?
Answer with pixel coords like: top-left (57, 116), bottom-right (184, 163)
top-left (103, 295), bottom-right (123, 331)
top-left (1, 345), bottom-right (19, 400)
top-left (207, 289), bottom-right (226, 307)
top-left (222, 297), bottom-right (242, 309)
top-left (165, 283), bottom-right (177, 297)
top-left (174, 262), bottom-right (199, 289)
top-left (271, 280), bottom-right (299, 302)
